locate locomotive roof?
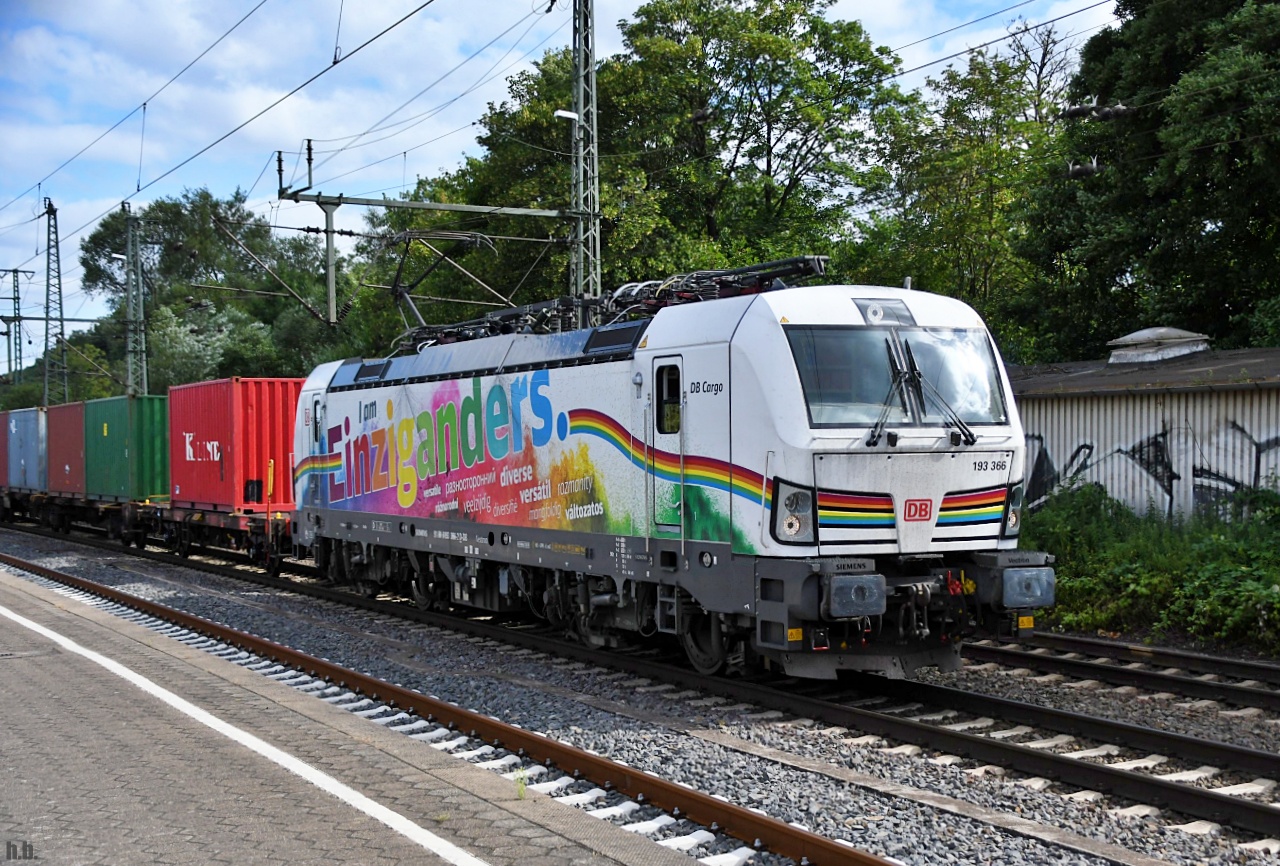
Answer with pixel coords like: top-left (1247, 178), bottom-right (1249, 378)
top-left (324, 318), bottom-right (652, 391)
top-left (754, 285), bottom-right (985, 328)
top-left (320, 284), bottom-right (986, 392)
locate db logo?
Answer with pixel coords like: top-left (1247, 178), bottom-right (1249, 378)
top-left (904, 499), bottom-right (933, 522)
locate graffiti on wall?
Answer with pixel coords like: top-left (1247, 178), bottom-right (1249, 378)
top-left (1026, 420), bottom-right (1280, 516)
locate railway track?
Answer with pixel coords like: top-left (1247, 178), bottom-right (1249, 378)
top-left (961, 636), bottom-right (1280, 712)
top-left (7, 523), bottom-right (1279, 844)
top-left (0, 547), bottom-right (891, 866)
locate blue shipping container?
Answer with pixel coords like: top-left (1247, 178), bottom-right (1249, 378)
top-left (8, 407), bottom-right (47, 492)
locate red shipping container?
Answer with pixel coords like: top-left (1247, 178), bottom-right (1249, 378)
top-left (168, 378), bottom-right (304, 513)
top-left (0, 410), bottom-right (8, 491)
top-left (47, 402), bottom-right (86, 497)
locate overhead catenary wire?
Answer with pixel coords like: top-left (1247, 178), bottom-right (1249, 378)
top-left (308, 7), bottom-right (552, 176)
top-left (7, 0), bottom-right (442, 275)
top-left (852, 34), bottom-right (1280, 212)
top-left (261, 12), bottom-right (571, 207)
top-left (136, 103), bottom-right (148, 193)
top-left (380, 0), bottom-right (1124, 208)
top-left (17, 0), bottom-right (1228, 340)
top-left (891, 0), bottom-right (1048, 53)
top-left (333, 0), bottom-right (346, 64)
top-left (302, 11), bottom-right (568, 153)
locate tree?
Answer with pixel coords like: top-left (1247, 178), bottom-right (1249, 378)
top-left (357, 0), bottom-right (912, 330)
top-left (839, 29), bottom-right (1072, 361)
top-left (1017, 0), bottom-right (1280, 358)
top-left (72, 187), bottom-right (337, 393)
top-left (617, 0), bottom-right (904, 251)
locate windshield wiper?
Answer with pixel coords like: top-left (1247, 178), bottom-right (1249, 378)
top-left (866, 338), bottom-right (910, 447)
top-left (903, 340), bottom-right (977, 446)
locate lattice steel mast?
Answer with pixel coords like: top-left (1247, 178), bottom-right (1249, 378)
top-left (43, 198), bottom-right (68, 405)
top-left (122, 202), bottom-right (148, 396)
top-left (569, 0), bottom-right (601, 328)
top-left (1, 268), bottom-right (33, 384)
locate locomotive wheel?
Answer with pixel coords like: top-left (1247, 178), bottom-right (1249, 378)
top-left (410, 573), bottom-right (443, 611)
top-left (680, 608), bottom-right (728, 675)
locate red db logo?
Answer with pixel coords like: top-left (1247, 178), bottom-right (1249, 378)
top-left (904, 499), bottom-right (932, 522)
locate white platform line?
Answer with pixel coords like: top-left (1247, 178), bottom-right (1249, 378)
top-left (0, 602), bottom-right (490, 866)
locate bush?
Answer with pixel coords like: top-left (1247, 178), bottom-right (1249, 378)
top-left (1021, 484), bottom-right (1280, 656)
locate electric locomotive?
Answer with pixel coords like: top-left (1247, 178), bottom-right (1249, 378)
top-left (291, 258), bottom-right (1054, 678)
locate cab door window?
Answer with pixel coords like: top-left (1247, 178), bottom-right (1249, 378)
top-left (657, 365), bottom-right (681, 434)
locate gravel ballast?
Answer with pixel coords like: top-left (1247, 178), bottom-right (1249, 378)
top-left (3, 531), bottom-right (1276, 866)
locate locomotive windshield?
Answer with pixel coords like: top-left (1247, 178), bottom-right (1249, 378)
top-left (786, 326), bottom-right (1007, 428)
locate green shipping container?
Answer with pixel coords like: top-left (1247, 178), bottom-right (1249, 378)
top-left (84, 395), bottom-right (169, 503)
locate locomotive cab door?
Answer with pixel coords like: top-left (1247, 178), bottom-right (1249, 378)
top-left (650, 356), bottom-right (684, 532)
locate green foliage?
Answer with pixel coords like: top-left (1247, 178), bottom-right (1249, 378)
top-left (355, 0), bottom-right (910, 331)
top-left (1023, 484), bottom-right (1280, 654)
top-left (12, 1), bottom-right (1280, 407)
top-left (838, 26), bottom-right (1073, 363)
top-left (0, 186), bottom-right (343, 407)
top-left (1016, 0), bottom-right (1280, 359)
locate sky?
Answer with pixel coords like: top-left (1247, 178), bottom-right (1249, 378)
top-left (0, 0), bottom-right (1117, 375)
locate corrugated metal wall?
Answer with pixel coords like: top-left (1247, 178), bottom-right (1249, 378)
top-left (1019, 389), bottom-right (1280, 515)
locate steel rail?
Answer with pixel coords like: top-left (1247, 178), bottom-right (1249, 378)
top-left (1005, 633), bottom-right (1280, 688)
top-left (8, 527), bottom-right (1280, 836)
top-left (962, 642), bottom-right (1280, 713)
top-left (0, 550), bottom-right (889, 866)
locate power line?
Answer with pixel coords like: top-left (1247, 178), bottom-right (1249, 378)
top-left (7, 0), bottom-right (441, 275)
top-left (287, 2), bottom-right (1098, 222)
top-left (0, 0), bottom-right (271, 218)
top-left (261, 13), bottom-right (572, 207)
top-left (310, 7), bottom-right (549, 175)
top-left (303, 13), bottom-right (568, 150)
top-left (886, 0), bottom-right (1114, 84)
top-left (305, 123), bottom-right (477, 189)
top-left (892, 0), bottom-right (1047, 53)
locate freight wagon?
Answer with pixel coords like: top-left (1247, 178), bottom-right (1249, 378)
top-left (142, 377), bottom-right (303, 569)
top-left (0, 380), bottom-right (300, 570)
top-left (292, 259), bottom-right (1055, 678)
top-left (7, 407), bottom-right (47, 496)
top-left (3, 397), bottom-right (167, 537)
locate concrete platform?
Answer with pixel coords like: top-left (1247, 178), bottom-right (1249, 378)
top-left (0, 567), bottom-right (689, 866)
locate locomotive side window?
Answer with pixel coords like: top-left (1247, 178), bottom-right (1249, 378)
top-left (657, 365), bottom-right (681, 433)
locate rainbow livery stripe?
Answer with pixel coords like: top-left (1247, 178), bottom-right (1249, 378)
top-left (293, 452), bottom-right (343, 484)
top-left (817, 490), bottom-right (896, 529)
top-left (937, 486), bottom-right (1007, 526)
top-left (568, 408), bottom-right (772, 503)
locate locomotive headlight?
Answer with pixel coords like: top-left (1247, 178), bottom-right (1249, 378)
top-left (1003, 483), bottom-right (1025, 537)
top-left (784, 490), bottom-right (812, 512)
top-left (773, 479), bottom-right (816, 544)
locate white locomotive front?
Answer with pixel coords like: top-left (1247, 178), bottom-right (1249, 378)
top-left (292, 259), bottom-right (1054, 679)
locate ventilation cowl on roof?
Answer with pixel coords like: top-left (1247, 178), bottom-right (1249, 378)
top-left (1106, 327), bottom-right (1210, 364)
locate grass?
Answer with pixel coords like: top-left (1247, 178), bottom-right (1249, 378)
top-left (1021, 483), bottom-right (1280, 656)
